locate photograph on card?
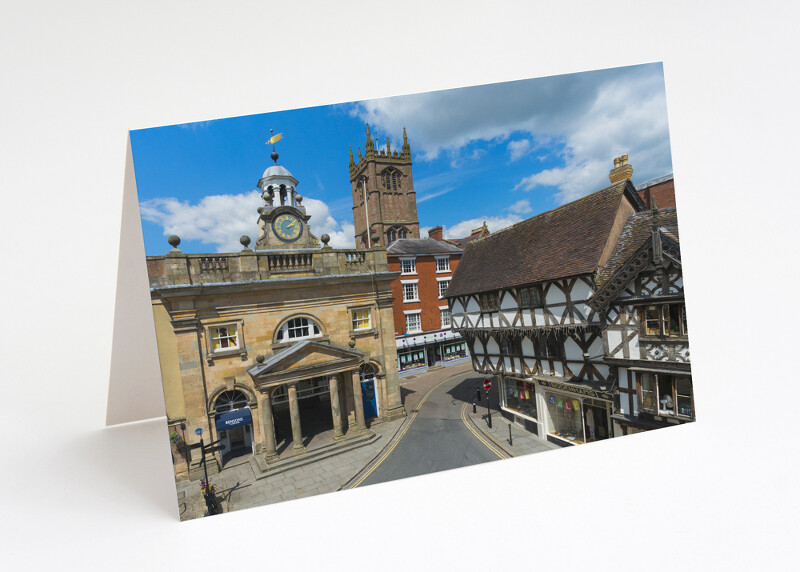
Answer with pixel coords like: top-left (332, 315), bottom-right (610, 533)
top-left (131, 62), bottom-right (692, 520)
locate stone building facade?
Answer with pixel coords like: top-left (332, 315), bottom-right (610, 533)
top-left (149, 152), bottom-right (405, 481)
top-left (349, 125), bottom-right (420, 249)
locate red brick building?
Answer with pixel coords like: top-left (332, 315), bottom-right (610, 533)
top-left (636, 173), bottom-right (676, 209)
top-left (387, 234), bottom-right (469, 375)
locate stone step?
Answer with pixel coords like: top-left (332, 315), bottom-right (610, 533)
top-left (252, 431), bottom-right (378, 478)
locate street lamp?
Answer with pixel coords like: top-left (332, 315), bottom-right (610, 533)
top-left (195, 427), bottom-right (218, 516)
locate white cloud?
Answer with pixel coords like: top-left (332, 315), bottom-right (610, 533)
top-left (507, 139), bottom-right (532, 161)
top-left (303, 197), bottom-right (355, 248)
top-left (507, 199), bottom-right (532, 214)
top-left (350, 63), bottom-right (672, 203)
top-left (417, 186), bottom-right (455, 203)
top-left (140, 191), bottom-right (355, 252)
top-left (443, 215), bottom-right (522, 239)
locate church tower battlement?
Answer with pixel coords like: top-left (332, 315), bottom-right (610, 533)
top-left (350, 124), bottom-right (419, 250)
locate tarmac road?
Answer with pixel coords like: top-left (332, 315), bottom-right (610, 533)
top-left (358, 370), bottom-right (502, 486)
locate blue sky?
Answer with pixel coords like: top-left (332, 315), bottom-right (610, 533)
top-left (131, 62), bottom-right (672, 255)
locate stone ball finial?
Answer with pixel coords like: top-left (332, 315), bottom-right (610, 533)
top-left (168, 235), bottom-right (181, 248)
top-left (295, 194), bottom-right (303, 205)
top-left (321, 234), bottom-right (330, 246)
top-left (256, 354), bottom-right (265, 364)
top-left (240, 235), bottom-right (251, 248)
top-left (348, 337), bottom-right (356, 348)
top-left (371, 233), bottom-right (380, 245)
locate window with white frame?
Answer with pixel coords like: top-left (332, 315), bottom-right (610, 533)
top-left (402, 281), bottom-right (419, 302)
top-left (352, 308), bottom-right (371, 331)
top-left (435, 256), bottom-right (450, 272)
top-left (277, 317), bottom-right (322, 342)
top-left (440, 307), bottom-right (451, 328)
top-left (405, 311), bottom-right (422, 333)
top-left (400, 258), bottom-right (416, 274)
top-left (438, 278), bottom-right (450, 299)
top-left (210, 325), bottom-right (239, 352)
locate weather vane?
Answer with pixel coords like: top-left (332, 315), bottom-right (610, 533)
top-left (266, 129), bottom-right (283, 164)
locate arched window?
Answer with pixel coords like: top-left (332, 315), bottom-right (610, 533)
top-left (387, 226), bottom-right (408, 246)
top-left (276, 317), bottom-right (322, 342)
top-left (214, 389), bottom-right (249, 412)
top-left (359, 362), bottom-right (377, 382)
top-left (383, 170), bottom-right (400, 191)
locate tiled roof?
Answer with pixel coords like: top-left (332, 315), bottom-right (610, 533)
top-left (447, 232), bottom-right (483, 248)
top-left (445, 181), bottom-right (632, 297)
top-left (595, 208), bottom-right (681, 289)
top-left (386, 237), bottom-right (463, 256)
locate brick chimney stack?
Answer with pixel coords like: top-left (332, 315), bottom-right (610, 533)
top-left (428, 226), bottom-right (444, 241)
top-left (609, 154), bottom-right (634, 184)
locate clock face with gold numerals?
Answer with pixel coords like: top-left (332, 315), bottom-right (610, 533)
top-left (272, 212), bottom-right (303, 242)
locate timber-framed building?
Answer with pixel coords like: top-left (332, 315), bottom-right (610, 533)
top-left (446, 156), bottom-right (694, 445)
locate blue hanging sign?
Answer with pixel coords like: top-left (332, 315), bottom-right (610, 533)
top-left (216, 408), bottom-right (252, 431)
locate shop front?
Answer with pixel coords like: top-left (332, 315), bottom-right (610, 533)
top-left (537, 378), bottom-right (613, 447)
top-left (499, 376), bottom-right (539, 435)
top-left (396, 330), bottom-right (469, 376)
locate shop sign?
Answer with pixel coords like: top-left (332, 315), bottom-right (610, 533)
top-left (537, 379), bottom-right (612, 400)
top-left (216, 408), bottom-right (252, 431)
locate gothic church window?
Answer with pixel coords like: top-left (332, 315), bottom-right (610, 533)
top-left (383, 170), bottom-right (400, 191)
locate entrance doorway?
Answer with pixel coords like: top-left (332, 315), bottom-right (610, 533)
top-left (214, 390), bottom-right (254, 465)
top-left (583, 402), bottom-right (610, 442)
top-left (360, 364), bottom-right (378, 419)
top-left (272, 376), bottom-right (334, 450)
top-left (426, 346), bottom-right (437, 367)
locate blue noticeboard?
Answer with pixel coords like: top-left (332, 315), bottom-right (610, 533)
top-left (216, 408), bottom-right (252, 431)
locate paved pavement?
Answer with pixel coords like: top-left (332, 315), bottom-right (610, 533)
top-left (175, 362), bottom-right (556, 520)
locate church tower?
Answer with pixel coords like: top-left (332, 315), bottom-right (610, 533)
top-left (349, 124), bottom-right (419, 249)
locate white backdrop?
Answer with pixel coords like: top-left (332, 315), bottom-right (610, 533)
top-left (1, 1), bottom-right (797, 569)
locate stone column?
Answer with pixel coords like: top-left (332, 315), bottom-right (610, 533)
top-left (351, 370), bottom-right (367, 432)
top-left (288, 383), bottom-right (305, 452)
top-left (259, 390), bottom-right (279, 461)
top-left (329, 375), bottom-right (344, 440)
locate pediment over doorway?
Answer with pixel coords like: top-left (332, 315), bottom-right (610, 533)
top-left (247, 340), bottom-right (364, 387)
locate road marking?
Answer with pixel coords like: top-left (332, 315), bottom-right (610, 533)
top-left (348, 375), bottom-right (455, 489)
top-left (460, 402), bottom-right (508, 459)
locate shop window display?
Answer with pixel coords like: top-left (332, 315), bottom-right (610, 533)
top-left (504, 378), bottom-right (536, 419)
top-left (546, 392), bottom-right (584, 443)
top-left (398, 348), bottom-right (426, 372)
top-left (441, 341), bottom-right (467, 361)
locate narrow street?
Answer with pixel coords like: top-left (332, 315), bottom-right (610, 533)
top-left (356, 369), bottom-right (502, 487)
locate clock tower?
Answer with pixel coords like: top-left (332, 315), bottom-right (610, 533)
top-left (255, 146), bottom-right (320, 251)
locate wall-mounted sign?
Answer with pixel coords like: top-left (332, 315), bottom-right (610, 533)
top-left (215, 408), bottom-right (253, 431)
